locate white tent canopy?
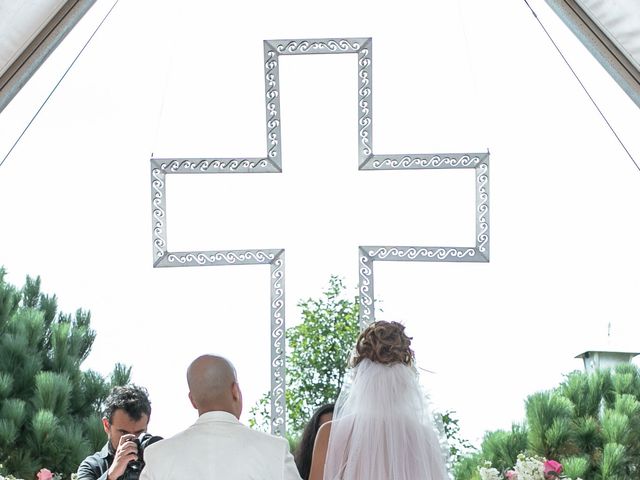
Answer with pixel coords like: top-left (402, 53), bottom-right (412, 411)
top-left (546, 0), bottom-right (640, 108)
top-left (0, 0), bottom-right (96, 113)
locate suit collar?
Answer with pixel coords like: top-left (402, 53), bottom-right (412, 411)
top-left (100, 441), bottom-right (113, 459)
top-left (196, 410), bottom-right (240, 424)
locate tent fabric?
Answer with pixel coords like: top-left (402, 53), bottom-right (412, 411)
top-left (0, 0), bottom-right (67, 78)
top-left (577, 0), bottom-right (640, 72)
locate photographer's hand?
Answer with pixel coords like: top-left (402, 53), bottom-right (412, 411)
top-left (107, 434), bottom-right (138, 480)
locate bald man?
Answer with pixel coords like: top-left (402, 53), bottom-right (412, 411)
top-left (140, 355), bottom-right (301, 480)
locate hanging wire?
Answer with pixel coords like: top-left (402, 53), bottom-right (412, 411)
top-left (522, 0), bottom-right (640, 174)
top-left (0, 0), bottom-right (121, 169)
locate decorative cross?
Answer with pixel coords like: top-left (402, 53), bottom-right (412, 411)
top-left (150, 37), bottom-right (490, 436)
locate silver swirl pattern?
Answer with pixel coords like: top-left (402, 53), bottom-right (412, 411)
top-left (370, 154), bottom-right (481, 169)
top-left (151, 168), bottom-right (166, 259)
top-left (476, 162), bottom-right (489, 254)
top-left (264, 49), bottom-right (280, 162)
top-left (270, 255), bottom-right (285, 435)
top-left (160, 158), bottom-right (271, 173)
top-left (275, 39), bottom-right (361, 54)
top-left (368, 247), bottom-right (477, 261)
top-left (358, 251), bottom-right (374, 326)
top-left (358, 47), bottom-right (372, 159)
top-left (166, 251), bottom-right (276, 265)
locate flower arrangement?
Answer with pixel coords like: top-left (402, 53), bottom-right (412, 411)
top-left (0, 466), bottom-right (77, 480)
top-left (478, 455), bottom-right (583, 480)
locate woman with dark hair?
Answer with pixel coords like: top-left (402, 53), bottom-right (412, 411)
top-left (294, 403), bottom-right (335, 479)
top-left (309, 321), bottom-right (449, 480)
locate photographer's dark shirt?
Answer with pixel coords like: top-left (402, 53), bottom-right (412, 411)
top-left (77, 442), bottom-right (114, 480)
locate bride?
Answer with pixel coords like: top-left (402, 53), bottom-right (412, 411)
top-left (309, 320), bottom-right (450, 480)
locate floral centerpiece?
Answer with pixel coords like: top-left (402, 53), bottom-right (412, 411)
top-left (478, 455), bottom-right (583, 480)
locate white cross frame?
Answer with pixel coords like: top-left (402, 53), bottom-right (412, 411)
top-left (149, 37), bottom-right (490, 436)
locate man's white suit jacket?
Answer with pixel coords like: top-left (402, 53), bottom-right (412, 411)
top-left (139, 411), bottom-right (302, 480)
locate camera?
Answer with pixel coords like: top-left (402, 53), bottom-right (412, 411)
top-left (120, 433), bottom-right (163, 480)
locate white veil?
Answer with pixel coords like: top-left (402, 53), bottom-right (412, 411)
top-left (324, 358), bottom-right (450, 480)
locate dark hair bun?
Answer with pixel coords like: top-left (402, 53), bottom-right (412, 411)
top-left (352, 321), bottom-right (414, 367)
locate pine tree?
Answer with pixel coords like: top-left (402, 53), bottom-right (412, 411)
top-left (0, 268), bottom-right (129, 478)
top-left (455, 364), bottom-right (640, 480)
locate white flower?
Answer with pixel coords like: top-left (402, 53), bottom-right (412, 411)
top-left (514, 456), bottom-right (545, 480)
top-left (478, 466), bottom-right (502, 480)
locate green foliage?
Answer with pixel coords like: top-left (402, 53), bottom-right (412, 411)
top-left (452, 453), bottom-right (483, 480)
top-left (0, 372), bottom-right (13, 399)
top-left (573, 416), bottom-right (600, 453)
top-left (285, 276), bottom-right (360, 435)
top-left (439, 410), bottom-right (477, 463)
top-left (84, 415), bottom-right (108, 453)
top-left (0, 268), bottom-right (128, 477)
top-left (601, 410), bottom-right (631, 445)
top-left (1, 399), bottom-right (26, 428)
top-left (478, 424), bottom-right (528, 473)
top-left (600, 442), bottom-right (625, 480)
top-left (560, 369), bottom-right (611, 418)
top-left (249, 276), bottom-right (360, 437)
top-left (453, 364), bottom-right (640, 480)
top-left (34, 372), bottom-right (73, 417)
top-left (110, 363), bottom-right (133, 388)
top-left (561, 455), bottom-right (589, 479)
top-left (526, 391), bottom-right (574, 458)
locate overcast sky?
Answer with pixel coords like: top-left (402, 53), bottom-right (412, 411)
top-left (0, 0), bottom-right (639, 446)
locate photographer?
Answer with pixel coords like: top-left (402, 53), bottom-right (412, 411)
top-left (77, 385), bottom-right (162, 480)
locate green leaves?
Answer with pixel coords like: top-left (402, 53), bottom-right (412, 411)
top-left (601, 410), bottom-right (631, 445)
top-left (110, 363), bottom-right (132, 387)
top-left (479, 424), bottom-right (528, 473)
top-left (1, 399), bottom-right (26, 428)
top-left (573, 416), bottom-right (600, 452)
top-left (31, 409), bottom-right (59, 446)
top-left (0, 418), bottom-right (18, 447)
top-left (249, 276), bottom-right (359, 438)
top-left (285, 276), bottom-right (360, 436)
top-left (525, 391), bottom-right (574, 458)
top-left (561, 455), bottom-right (589, 479)
top-left (0, 372), bottom-right (13, 399)
top-left (600, 442), bottom-right (625, 480)
top-left (83, 414), bottom-right (107, 453)
top-left (561, 369), bottom-right (612, 418)
top-left (33, 372), bottom-right (72, 418)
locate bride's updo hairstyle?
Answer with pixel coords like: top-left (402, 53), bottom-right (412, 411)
top-left (351, 320), bottom-right (414, 367)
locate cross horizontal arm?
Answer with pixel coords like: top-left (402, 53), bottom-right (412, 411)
top-left (154, 249), bottom-right (284, 268)
top-left (360, 246), bottom-right (489, 262)
top-left (360, 152), bottom-right (489, 170)
top-left (151, 157), bottom-right (281, 174)
top-left (265, 38), bottom-right (370, 56)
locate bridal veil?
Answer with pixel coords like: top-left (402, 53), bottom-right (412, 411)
top-left (323, 358), bottom-right (450, 480)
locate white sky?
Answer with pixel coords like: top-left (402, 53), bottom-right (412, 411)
top-left (0, 0), bottom-right (639, 446)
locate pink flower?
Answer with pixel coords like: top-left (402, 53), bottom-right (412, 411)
top-left (505, 470), bottom-right (518, 480)
top-left (543, 460), bottom-right (563, 479)
top-left (37, 468), bottom-right (53, 480)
